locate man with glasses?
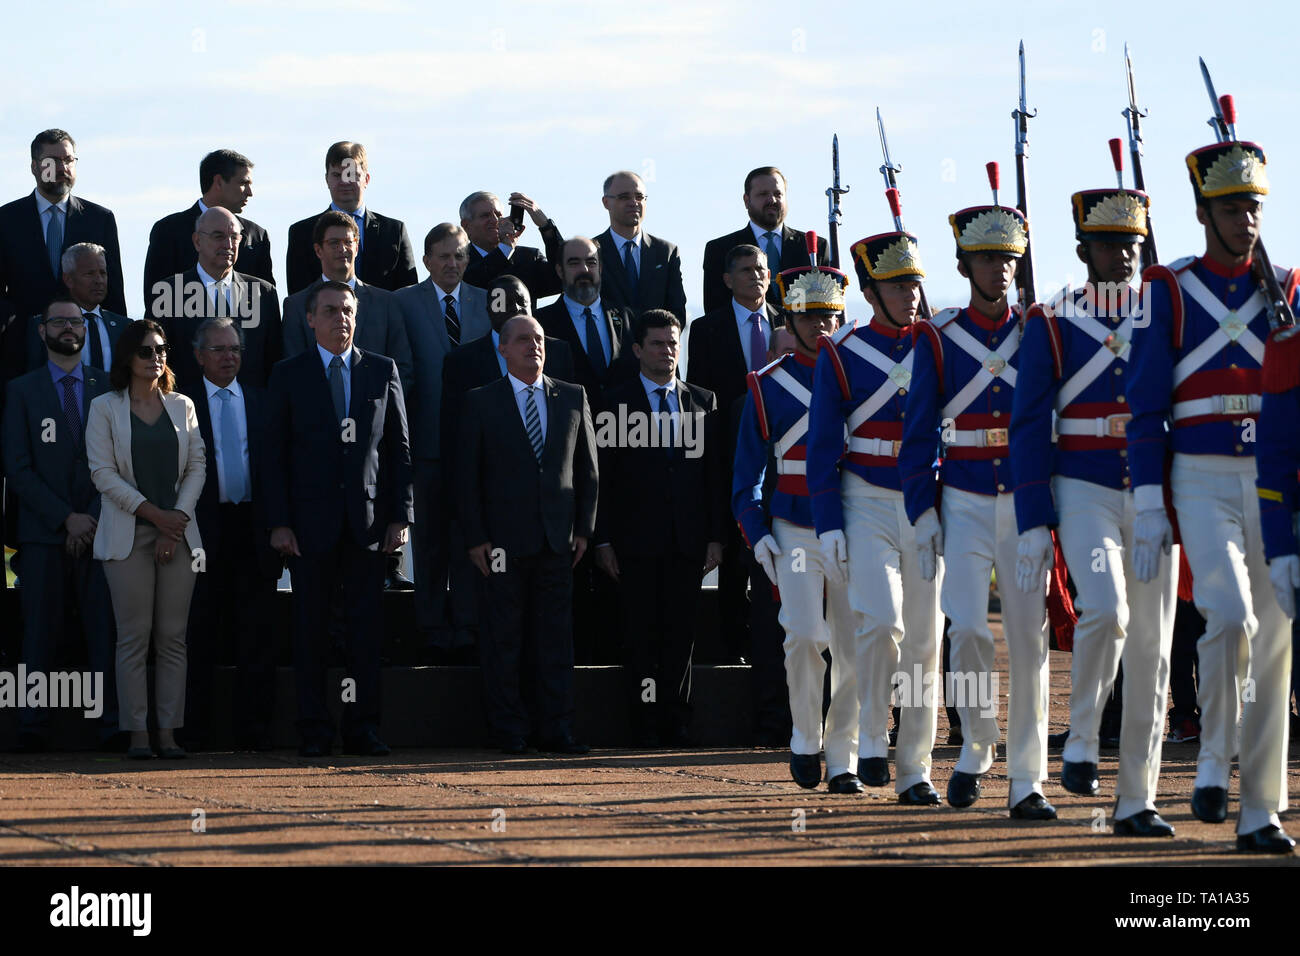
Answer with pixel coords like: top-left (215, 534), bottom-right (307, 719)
top-left (24, 243), bottom-right (128, 373)
top-left (149, 206), bottom-right (282, 397)
top-left (595, 171), bottom-right (687, 322)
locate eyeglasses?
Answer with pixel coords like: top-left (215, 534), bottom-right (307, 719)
top-left (135, 345), bottom-right (168, 359)
top-left (46, 317), bottom-right (86, 330)
top-left (201, 345), bottom-right (243, 355)
top-left (321, 238), bottom-right (357, 250)
top-left (605, 192), bottom-right (647, 202)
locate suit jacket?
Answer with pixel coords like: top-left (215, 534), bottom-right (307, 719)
top-left (283, 278), bottom-right (413, 397)
top-left (143, 202), bottom-right (276, 304)
top-left (186, 379), bottom-right (281, 577)
top-left (685, 300), bottom-right (783, 424)
top-left (395, 279), bottom-right (490, 461)
top-left (459, 374), bottom-right (598, 558)
top-left (536, 298), bottom-right (637, 401)
top-left (85, 389), bottom-right (206, 561)
top-left (594, 376), bottom-right (726, 559)
top-left (285, 207), bottom-right (417, 295)
top-left (3, 364), bottom-right (109, 546)
top-left (701, 223), bottom-right (829, 314)
top-left (463, 219), bottom-right (565, 304)
top-left (24, 308), bottom-right (130, 372)
top-left (440, 332), bottom-right (575, 469)
top-left (150, 268), bottom-right (283, 397)
top-left (263, 346), bottom-right (414, 554)
top-left (0, 192), bottom-right (127, 380)
top-left (595, 228), bottom-right (687, 322)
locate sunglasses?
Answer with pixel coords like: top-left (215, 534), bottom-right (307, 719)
top-left (135, 345), bottom-right (168, 360)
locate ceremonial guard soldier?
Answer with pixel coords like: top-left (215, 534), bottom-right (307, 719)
top-left (1128, 138), bottom-right (1297, 852)
top-left (898, 187), bottom-right (1057, 819)
top-left (1010, 165), bottom-right (1179, 836)
top-left (806, 229), bottom-right (943, 805)
top-left (733, 257), bottom-right (858, 792)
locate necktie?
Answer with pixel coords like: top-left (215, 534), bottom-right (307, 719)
top-left (748, 313), bottom-right (766, 371)
top-left (46, 206), bottom-right (64, 278)
top-left (211, 280), bottom-right (230, 315)
top-left (353, 212), bottom-right (365, 267)
top-left (762, 230), bottom-right (780, 278)
top-left (83, 313), bottom-right (104, 369)
top-left (443, 294), bottom-right (461, 346)
top-left (524, 386), bottom-right (544, 462)
top-left (623, 241), bottom-right (639, 300)
top-left (655, 386), bottom-right (675, 459)
top-left (329, 356), bottom-right (346, 422)
top-left (583, 307), bottom-right (607, 376)
top-left (218, 388), bottom-right (246, 503)
top-left (60, 375), bottom-right (81, 443)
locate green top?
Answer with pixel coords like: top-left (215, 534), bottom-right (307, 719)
top-left (131, 410), bottom-right (179, 523)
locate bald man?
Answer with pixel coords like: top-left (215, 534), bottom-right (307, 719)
top-left (150, 205), bottom-right (282, 397)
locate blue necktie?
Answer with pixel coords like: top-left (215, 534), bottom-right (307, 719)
top-left (329, 356), bottom-right (346, 422)
top-left (583, 307), bottom-right (607, 376)
top-left (623, 241), bottom-right (639, 300)
top-left (218, 388), bottom-right (246, 503)
top-left (762, 230), bottom-right (780, 278)
top-left (655, 386), bottom-right (676, 460)
top-left (46, 206), bottom-right (64, 278)
top-left (60, 375), bottom-right (81, 444)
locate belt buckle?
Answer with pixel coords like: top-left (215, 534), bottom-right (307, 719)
top-left (1107, 414), bottom-right (1130, 438)
top-left (890, 439), bottom-right (902, 457)
top-left (985, 427), bottom-right (1008, 447)
top-left (1222, 394), bottom-right (1249, 414)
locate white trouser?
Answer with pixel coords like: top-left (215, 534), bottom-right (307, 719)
top-left (941, 487), bottom-right (1049, 796)
top-left (842, 474), bottom-right (942, 792)
top-left (772, 517), bottom-right (858, 778)
top-left (1054, 476), bottom-right (1178, 815)
top-left (1171, 454), bottom-right (1291, 822)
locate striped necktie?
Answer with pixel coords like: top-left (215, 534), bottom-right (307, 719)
top-left (524, 386), bottom-right (544, 462)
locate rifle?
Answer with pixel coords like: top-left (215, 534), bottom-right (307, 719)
top-left (1122, 43), bottom-right (1159, 270)
top-left (875, 108), bottom-right (934, 318)
top-left (825, 134), bottom-right (848, 269)
top-left (1199, 57), bottom-right (1295, 330)
top-left (1012, 39), bottom-right (1038, 308)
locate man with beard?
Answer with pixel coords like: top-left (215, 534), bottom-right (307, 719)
top-left (806, 229), bottom-right (943, 805)
top-left (1010, 175), bottom-right (1179, 837)
top-left (595, 171), bottom-right (687, 322)
top-left (4, 297), bottom-right (116, 752)
top-left (701, 167), bottom-right (828, 314)
top-left (898, 196), bottom-right (1056, 820)
top-left (24, 243), bottom-right (128, 373)
top-left (733, 265), bottom-right (857, 792)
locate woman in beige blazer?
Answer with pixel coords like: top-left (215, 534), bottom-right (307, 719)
top-left (86, 319), bottom-right (205, 759)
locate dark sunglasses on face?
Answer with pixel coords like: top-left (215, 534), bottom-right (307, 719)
top-left (135, 345), bottom-right (168, 360)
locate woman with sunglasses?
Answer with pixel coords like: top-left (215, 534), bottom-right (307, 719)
top-left (85, 320), bottom-right (205, 759)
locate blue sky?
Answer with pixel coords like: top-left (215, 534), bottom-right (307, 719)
top-left (3, 0), bottom-right (1296, 324)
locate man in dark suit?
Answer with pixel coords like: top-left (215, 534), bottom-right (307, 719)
top-left (285, 141), bottom-right (417, 295)
top-left (460, 314), bottom-right (598, 754)
top-left (686, 243), bottom-right (781, 665)
top-left (594, 310), bottom-right (725, 746)
top-left (25, 242), bottom-right (129, 373)
top-left (700, 166), bottom-right (829, 314)
top-left (595, 171), bottom-right (687, 322)
top-left (142, 148), bottom-right (275, 303)
top-left (264, 280), bottom-right (414, 757)
top-left (395, 223), bottom-right (490, 662)
top-left (150, 206), bottom-right (282, 397)
top-left (3, 297), bottom-right (117, 752)
top-left (180, 317), bottom-right (281, 752)
top-left (0, 129), bottom-right (126, 382)
top-left (460, 190), bottom-right (565, 303)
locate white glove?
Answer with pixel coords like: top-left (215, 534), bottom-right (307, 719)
top-left (914, 508), bottom-right (944, 583)
top-left (753, 534), bottom-right (782, 586)
top-left (819, 529), bottom-right (849, 587)
top-left (1015, 526), bottom-right (1054, 594)
top-left (1269, 554), bottom-right (1300, 620)
top-left (1132, 508), bottom-right (1173, 583)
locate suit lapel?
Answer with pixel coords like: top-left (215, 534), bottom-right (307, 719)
top-left (423, 280), bottom-right (451, 353)
top-left (540, 377), bottom-right (563, 461)
top-left (600, 231), bottom-right (631, 306)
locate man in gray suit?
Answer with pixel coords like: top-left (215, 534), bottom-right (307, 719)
top-left (4, 297), bottom-right (117, 752)
top-left (396, 222), bottom-right (490, 661)
top-left (595, 170), bottom-right (687, 323)
top-left (26, 242), bottom-right (129, 373)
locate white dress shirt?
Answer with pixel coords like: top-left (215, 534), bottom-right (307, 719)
top-left (77, 304), bottom-right (112, 371)
top-left (317, 343), bottom-right (355, 413)
top-left (34, 190), bottom-right (69, 255)
top-left (197, 262), bottom-right (233, 311)
top-left (563, 295), bottom-right (611, 365)
top-left (641, 372), bottom-right (679, 447)
top-left (203, 377), bottom-right (250, 503)
top-left (613, 230), bottom-right (642, 274)
top-left (749, 221), bottom-right (782, 257)
top-left (508, 371), bottom-right (547, 441)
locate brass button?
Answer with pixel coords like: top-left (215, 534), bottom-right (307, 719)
top-left (1114, 368), bottom-right (1122, 376)
top-left (1235, 444), bottom-right (1244, 453)
top-left (1119, 449), bottom-right (1127, 458)
top-left (1122, 476), bottom-right (1131, 486)
top-left (993, 385), bottom-right (1001, 393)
top-left (993, 458), bottom-right (1002, 466)
top-left (1230, 363), bottom-right (1238, 369)
top-left (992, 410), bottom-right (1001, 418)
top-left (1228, 283), bottom-right (1237, 293)
top-left (991, 337), bottom-right (998, 345)
top-left (898, 388), bottom-right (906, 396)
top-left (997, 483), bottom-right (1006, 492)
top-left (1118, 395), bottom-right (1126, 403)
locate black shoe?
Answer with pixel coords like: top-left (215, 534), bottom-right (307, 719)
top-left (127, 746), bottom-right (154, 760)
top-left (1114, 809), bottom-right (1175, 838)
top-left (298, 741), bottom-right (330, 758)
top-left (1191, 786), bottom-right (1228, 823)
top-left (343, 731), bottom-right (390, 757)
top-left (1009, 793), bottom-right (1058, 820)
top-left (384, 570), bottom-right (415, 591)
top-left (539, 734), bottom-right (590, 755)
top-left (790, 752), bottom-right (822, 789)
top-left (500, 737), bottom-right (536, 755)
top-left (10, 732), bottom-right (48, 754)
top-left (828, 772), bottom-right (865, 794)
top-left (899, 782), bottom-right (942, 806)
top-left (1236, 824), bottom-right (1296, 854)
top-left (947, 771), bottom-right (982, 808)
top-left (753, 732), bottom-right (788, 749)
top-left (96, 731), bottom-right (130, 754)
top-left (661, 725), bottom-right (692, 747)
top-left (1047, 730), bottom-right (1068, 752)
top-left (160, 746), bottom-right (186, 760)
top-left (857, 756), bottom-right (890, 787)
top-left (1061, 760), bottom-right (1100, 796)
top-left (946, 726), bottom-right (963, 746)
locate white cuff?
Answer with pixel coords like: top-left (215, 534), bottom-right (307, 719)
top-left (1133, 484), bottom-right (1165, 513)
